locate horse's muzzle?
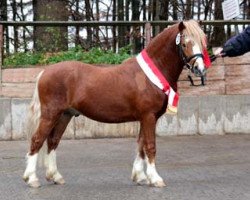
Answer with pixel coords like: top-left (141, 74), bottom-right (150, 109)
top-left (189, 67), bottom-right (206, 86)
top-left (192, 66), bottom-right (207, 77)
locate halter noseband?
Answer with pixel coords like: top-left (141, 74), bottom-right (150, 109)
top-left (177, 33), bottom-right (206, 86)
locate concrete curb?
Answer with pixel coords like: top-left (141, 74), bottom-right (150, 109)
top-left (0, 95), bottom-right (249, 140)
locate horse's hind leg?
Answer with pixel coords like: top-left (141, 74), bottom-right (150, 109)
top-left (45, 113), bottom-right (73, 185)
top-left (23, 112), bottom-right (61, 188)
top-left (131, 126), bottom-right (148, 185)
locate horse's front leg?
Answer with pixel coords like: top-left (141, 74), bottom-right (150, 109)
top-left (142, 114), bottom-right (166, 187)
top-left (131, 127), bottom-right (148, 185)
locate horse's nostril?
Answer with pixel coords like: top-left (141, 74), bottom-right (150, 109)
top-left (193, 66), bottom-right (205, 77)
top-left (199, 68), bottom-right (207, 76)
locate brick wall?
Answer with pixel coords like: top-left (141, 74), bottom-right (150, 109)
top-left (1, 52), bottom-right (250, 98)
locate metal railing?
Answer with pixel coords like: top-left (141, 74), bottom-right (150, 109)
top-left (0, 19), bottom-right (250, 84)
top-left (1, 20), bottom-right (250, 26)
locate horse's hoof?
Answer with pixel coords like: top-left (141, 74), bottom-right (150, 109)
top-left (131, 174), bottom-right (137, 182)
top-left (46, 175), bottom-right (65, 185)
top-left (151, 180), bottom-right (166, 188)
top-left (46, 176), bottom-right (52, 182)
top-left (132, 173), bottom-right (149, 185)
top-left (28, 180), bottom-right (41, 188)
top-left (54, 178), bottom-right (65, 185)
top-left (23, 176), bottom-right (29, 183)
top-left (136, 179), bottom-right (150, 186)
top-left (46, 173), bottom-right (54, 182)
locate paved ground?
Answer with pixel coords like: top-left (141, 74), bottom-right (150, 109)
top-left (1, 135), bottom-right (250, 200)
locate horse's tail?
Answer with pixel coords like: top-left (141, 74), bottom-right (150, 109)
top-left (26, 70), bottom-right (46, 166)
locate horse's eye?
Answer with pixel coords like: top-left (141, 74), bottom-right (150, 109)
top-left (182, 44), bottom-right (186, 48)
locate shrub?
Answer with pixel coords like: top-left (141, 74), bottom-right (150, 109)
top-left (3, 46), bottom-right (132, 68)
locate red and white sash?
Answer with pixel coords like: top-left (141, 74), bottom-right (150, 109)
top-left (136, 49), bottom-right (179, 114)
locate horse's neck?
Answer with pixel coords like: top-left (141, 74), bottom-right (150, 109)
top-left (146, 29), bottom-right (183, 89)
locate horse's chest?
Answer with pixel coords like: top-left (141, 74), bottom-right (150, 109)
top-left (135, 73), bottom-right (147, 92)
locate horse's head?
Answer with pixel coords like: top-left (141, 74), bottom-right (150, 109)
top-left (177, 21), bottom-right (207, 79)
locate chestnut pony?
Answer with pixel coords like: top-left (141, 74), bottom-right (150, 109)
top-left (23, 20), bottom-right (207, 188)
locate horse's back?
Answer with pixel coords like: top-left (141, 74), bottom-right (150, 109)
top-left (44, 60), bottom-right (98, 75)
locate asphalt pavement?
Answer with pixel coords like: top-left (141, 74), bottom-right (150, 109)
top-left (1, 135), bottom-right (250, 200)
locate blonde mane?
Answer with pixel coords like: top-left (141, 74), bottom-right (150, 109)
top-left (183, 20), bottom-right (207, 50)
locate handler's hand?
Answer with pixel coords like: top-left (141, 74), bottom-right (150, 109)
top-left (214, 47), bottom-right (226, 57)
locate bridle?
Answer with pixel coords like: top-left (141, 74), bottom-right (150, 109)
top-left (177, 33), bottom-right (206, 86)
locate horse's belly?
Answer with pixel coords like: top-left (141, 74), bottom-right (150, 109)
top-left (76, 100), bottom-right (137, 123)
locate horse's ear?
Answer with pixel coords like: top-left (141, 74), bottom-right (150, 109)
top-left (178, 21), bottom-right (186, 32)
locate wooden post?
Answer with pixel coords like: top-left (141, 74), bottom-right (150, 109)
top-left (0, 25), bottom-right (3, 86)
top-left (145, 23), bottom-right (151, 47)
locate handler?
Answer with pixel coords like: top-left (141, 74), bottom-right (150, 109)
top-left (214, 25), bottom-right (250, 57)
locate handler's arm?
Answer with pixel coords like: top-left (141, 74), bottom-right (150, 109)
top-left (221, 26), bottom-right (250, 57)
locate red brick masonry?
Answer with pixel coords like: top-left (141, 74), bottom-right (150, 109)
top-left (0, 52), bottom-right (250, 98)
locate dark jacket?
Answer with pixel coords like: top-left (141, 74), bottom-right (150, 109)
top-left (222, 26), bottom-right (250, 57)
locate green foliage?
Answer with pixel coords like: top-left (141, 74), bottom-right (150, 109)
top-left (3, 52), bottom-right (43, 67)
top-left (3, 46), bottom-right (132, 68)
